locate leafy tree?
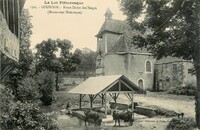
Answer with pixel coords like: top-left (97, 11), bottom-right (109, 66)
top-left (75, 48), bottom-right (97, 78)
top-left (35, 38), bottom-right (81, 90)
top-left (36, 70), bottom-right (56, 105)
top-left (18, 9), bottom-right (33, 76)
top-left (120, 0), bottom-right (200, 128)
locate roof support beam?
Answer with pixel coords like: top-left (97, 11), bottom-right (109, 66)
top-left (121, 80), bottom-right (135, 91)
top-left (79, 94), bottom-right (85, 109)
top-left (98, 93), bottom-right (105, 107)
top-left (88, 94), bottom-right (98, 109)
top-left (109, 93), bottom-right (119, 103)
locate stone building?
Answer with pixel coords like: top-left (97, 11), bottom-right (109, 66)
top-left (95, 9), bottom-right (155, 90)
top-left (95, 9), bottom-right (195, 90)
top-left (155, 57), bottom-right (196, 91)
top-left (0, 0), bottom-right (26, 82)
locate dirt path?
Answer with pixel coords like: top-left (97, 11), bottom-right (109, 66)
top-left (118, 92), bottom-right (195, 118)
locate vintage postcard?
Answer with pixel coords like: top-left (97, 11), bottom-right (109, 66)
top-left (0, 0), bottom-right (198, 130)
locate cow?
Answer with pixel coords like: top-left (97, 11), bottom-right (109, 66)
top-left (177, 112), bottom-right (184, 118)
top-left (84, 110), bottom-right (102, 126)
top-left (112, 109), bottom-right (134, 126)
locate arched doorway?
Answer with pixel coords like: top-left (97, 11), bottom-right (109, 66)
top-left (138, 79), bottom-right (144, 89)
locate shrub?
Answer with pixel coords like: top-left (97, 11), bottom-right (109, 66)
top-left (166, 117), bottom-right (196, 130)
top-left (167, 84), bottom-right (195, 96)
top-left (36, 70), bottom-right (56, 105)
top-left (0, 101), bottom-right (59, 130)
top-left (17, 77), bottom-right (41, 102)
top-left (0, 88), bottom-right (14, 114)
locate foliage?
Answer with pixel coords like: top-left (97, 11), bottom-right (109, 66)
top-left (0, 101), bottom-right (59, 130)
top-left (35, 38), bottom-right (81, 90)
top-left (5, 9), bottom-right (33, 97)
top-left (167, 85), bottom-right (195, 96)
top-left (120, 0), bottom-right (200, 128)
top-left (17, 77), bottom-right (41, 102)
top-left (166, 117), bottom-right (196, 130)
top-left (74, 48), bottom-right (97, 78)
top-left (36, 71), bottom-right (56, 105)
top-left (18, 8), bottom-right (34, 77)
top-left (0, 88), bottom-right (14, 114)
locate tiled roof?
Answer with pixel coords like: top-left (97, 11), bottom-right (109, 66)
top-left (68, 75), bottom-right (144, 95)
top-left (96, 19), bottom-right (128, 37)
top-left (156, 56), bottom-right (190, 64)
top-left (108, 30), bottom-right (148, 54)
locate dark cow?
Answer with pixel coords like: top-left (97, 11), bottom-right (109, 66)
top-left (84, 110), bottom-right (102, 126)
top-left (177, 112), bottom-right (184, 118)
top-left (112, 110), bottom-right (134, 126)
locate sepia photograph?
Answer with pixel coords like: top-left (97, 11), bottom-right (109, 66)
top-left (0, 0), bottom-right (200, 129)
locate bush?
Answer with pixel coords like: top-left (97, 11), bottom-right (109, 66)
top-left (36, 70), bottom-right (56, 105)
top-left (0, 101), bottom-right (59, 130)
top-left (167, 84), bottom-right (195, 96)
top-left (17, 77), bottom-right (41, 102)
top-left (166, 117), bottom-right (196, 130)
top-left (0, 88), bottom-right (59, 130)
top-left (0, 88), bottom-right (14, 114)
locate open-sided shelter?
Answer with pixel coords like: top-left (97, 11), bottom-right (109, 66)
top-left (68, 75), bottom-right (144, 115)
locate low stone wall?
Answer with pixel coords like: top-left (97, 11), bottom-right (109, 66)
top-left (110, 102), bottom-right (129, 110)
top-left (135, 106), bottom-right (156, 117)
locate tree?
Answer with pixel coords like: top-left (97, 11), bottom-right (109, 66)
top-left (120, 0), bottom-right (200, 128)
top-left (18, 8), bottom-right (34, 77)
top-left (36, 70), bottom-right (56, 105)
top-left (75, 48), bottom-right (97, 79)
top-left (35, 38), bottom-right (81, 90)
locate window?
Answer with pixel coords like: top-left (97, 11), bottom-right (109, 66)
top-left (97, 37), bottom-right (103, 42)
top-left (173, 64), bottom-right (177, 73)
top-left (145, 60), bottom-right (152, 73)
top-left (138, 79), bottom-right (144, 89)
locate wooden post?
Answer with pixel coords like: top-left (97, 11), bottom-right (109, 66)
top-left (89, 95), bottom-right (93, 109)
top-left (114, 93), bottom-right (117, 103)
top-left (101, 93), bottom-right (104, 107)
top-left (79, 94), bottom-right (82, 109)
top-left (131, 92), bottom-right (134, 120)
top-left (105, 92), bottom-right (107, 116)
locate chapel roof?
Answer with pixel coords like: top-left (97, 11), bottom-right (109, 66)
top-left (108, 30), bottom-right (149, 54)
top-left (96, 19), bottom-right (128, 37)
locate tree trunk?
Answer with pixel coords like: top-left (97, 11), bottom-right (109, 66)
top-left (55, 73), bottom-right (59, 91)
top-left (194, 1), bottom-right (200, 128)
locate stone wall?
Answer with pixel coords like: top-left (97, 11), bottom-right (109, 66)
top-left (155, 61), bottom-right (196, 91)
top-left (0, 11), bottom-right (19, 61)
top-left (103, 54), bottom-right (155, 90)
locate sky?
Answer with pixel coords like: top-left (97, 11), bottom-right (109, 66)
top-left (24, 0), bottom-right (126, 52)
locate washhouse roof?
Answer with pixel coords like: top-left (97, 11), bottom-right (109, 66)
top-left (68, 75), bottom-right (144, 95)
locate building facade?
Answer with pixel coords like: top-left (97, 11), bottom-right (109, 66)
top-left (95, 9), bottom-right (195, 90)
top-left (95, 9), bottom-right (155, 90)
top-left (155, 57), bottom-right (196, 91)
top-left (0, 0), bottom-right (26, 82)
